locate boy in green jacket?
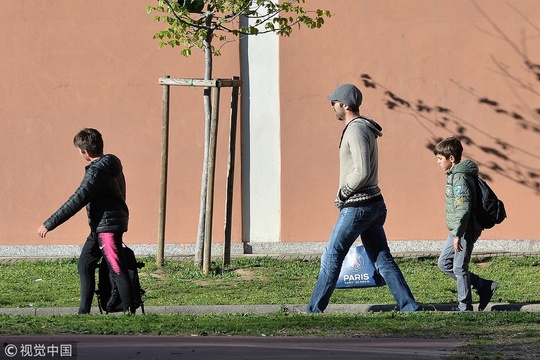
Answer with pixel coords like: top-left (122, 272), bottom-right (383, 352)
top-left (434, 137), bottom-right (498, 311)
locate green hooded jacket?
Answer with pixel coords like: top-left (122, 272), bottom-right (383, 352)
top-left (445, 159), bottom-right (482, 237)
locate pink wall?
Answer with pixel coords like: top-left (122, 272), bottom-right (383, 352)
top-left (280, 0), bottom-right (540, 242)
top-left (1, 1), bottom-right (242, 246)
top-left (1, 1), bottom-right (538, 248)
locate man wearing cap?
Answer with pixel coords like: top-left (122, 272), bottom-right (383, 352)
top-left (306, 84), bottom-right (420, 313)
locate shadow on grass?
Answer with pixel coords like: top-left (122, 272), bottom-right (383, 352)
top-left (340, 302), bottom-right (540, 313)
top-left (416, 302), bottom-right (540, 312)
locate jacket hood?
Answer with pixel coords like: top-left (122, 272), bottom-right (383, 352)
top-left (358, 116), bottom-right (383, 137)
top-left (449, 159), bottom-right (478, 177)
top-left (89, 154), bottom-right (123, 177)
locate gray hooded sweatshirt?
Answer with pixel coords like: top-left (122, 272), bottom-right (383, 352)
top-left (336, 116), bottom-right (384, 209)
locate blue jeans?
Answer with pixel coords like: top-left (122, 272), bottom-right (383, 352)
top-left (438, 231), bottom-right (485, 311)
top-left (307, 201), bottom-right (420, 313)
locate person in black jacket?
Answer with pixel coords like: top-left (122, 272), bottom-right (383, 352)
top-left (37, 128), bottom-right (134, 314)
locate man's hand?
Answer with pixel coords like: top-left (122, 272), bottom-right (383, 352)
top-left (334, 197), bottom-right (344, 210)
top-left (37, 225), bottom-right (49, 238)
top-left (453, 236), bottom-right (462, 252)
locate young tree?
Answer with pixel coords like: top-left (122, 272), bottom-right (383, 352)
top-left (147, 0), bottom-right (331, 268)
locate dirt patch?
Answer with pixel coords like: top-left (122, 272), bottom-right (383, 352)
top-left (235, 268), bottom-right (256, 281)
top-left (475, 261), bottom-right (491, 268)
top-left (192, 268), bottom-right (268, 287)
top-left (141, 270), bottom-right (166, 280)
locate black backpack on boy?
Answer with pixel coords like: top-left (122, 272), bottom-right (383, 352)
top-left (95, 244), bottom-right (145, 314)
top-left (472, 176), bottom-right (507, 229)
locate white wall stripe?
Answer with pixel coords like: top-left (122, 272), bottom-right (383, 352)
top-left (240, 21), bottom-right (281, 244)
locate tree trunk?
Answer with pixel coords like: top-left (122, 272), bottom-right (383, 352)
top-left (194, 16), bottom-right (214, 268)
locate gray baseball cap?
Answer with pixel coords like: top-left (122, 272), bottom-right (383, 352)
top-left (327, 84), bottom-right (363, 107)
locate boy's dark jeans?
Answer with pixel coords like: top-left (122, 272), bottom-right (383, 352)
top-left (77, 232), bottom-right (133, 314)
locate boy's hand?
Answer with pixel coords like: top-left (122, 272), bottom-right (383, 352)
top-left (37, 225), bottom-right (49, 238)
top-left (453, 236), bottom-right (462, 252)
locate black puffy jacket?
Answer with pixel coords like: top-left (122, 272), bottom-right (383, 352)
top-left (44, 154), bottom-right (129, 233)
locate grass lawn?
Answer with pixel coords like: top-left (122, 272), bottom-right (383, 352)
top-left (1, 255), bottom-right (540, 359)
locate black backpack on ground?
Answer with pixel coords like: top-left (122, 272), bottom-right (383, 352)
top-left (95, 244), bottom-right (145, 314)
top-left (472, 176), bottom-right (507, 229)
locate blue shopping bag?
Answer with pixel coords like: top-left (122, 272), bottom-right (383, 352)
top-left (336, 245), bottom-right (386, 288)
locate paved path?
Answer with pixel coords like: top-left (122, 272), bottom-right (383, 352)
top-left (4, 302), bottom-right (537, 360)
top-left (1, 335), bottom-right (462, 360)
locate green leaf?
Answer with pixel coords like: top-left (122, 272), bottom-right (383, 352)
top-left (148, 0), bottom-right (331, 58)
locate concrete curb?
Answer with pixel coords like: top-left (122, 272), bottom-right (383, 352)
top-left (2, 302), bottom-right (540, 316)
top-left (2, 239), bottom-right (540, 259)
